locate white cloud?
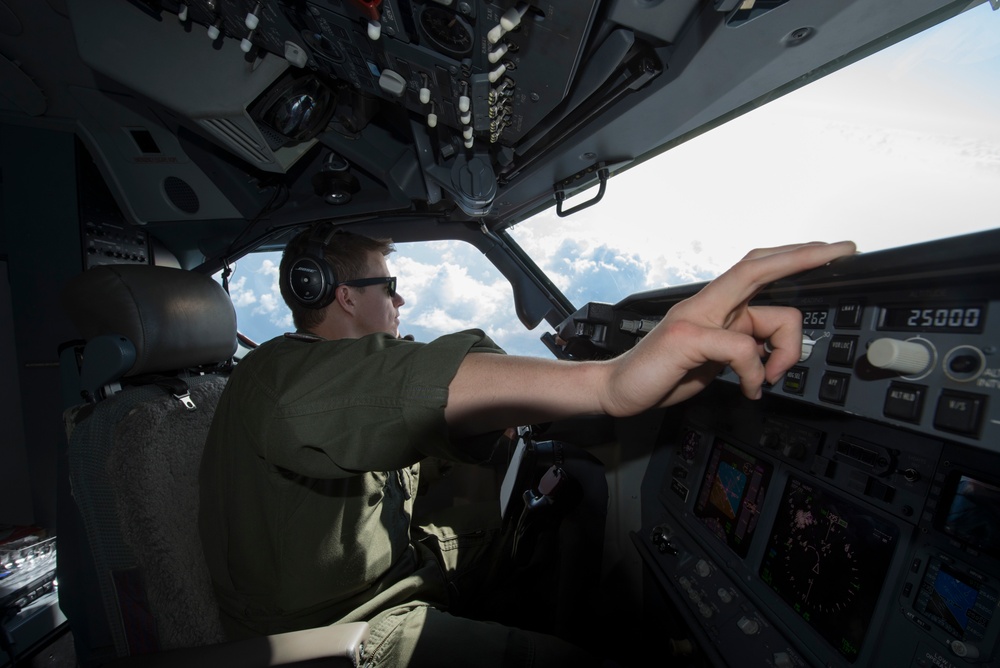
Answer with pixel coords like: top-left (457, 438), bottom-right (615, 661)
top-left (251, 259), bottom-right (283, 315)
top-left (228, 275), bottom-right (257, 308)
top-left (393, 247), bottom-right (514, 335)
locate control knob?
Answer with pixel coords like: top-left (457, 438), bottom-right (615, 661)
top-left (950, 640), bottom-right (980, 659)
top-left (207, 19), bottom-right (222, 41)
top-left (245, 4), bottom-right (261, 30)
top-left (651, 525), bottom-right (677, 556)
top-left (867, 338), bottom-right (933, 375)
top-left (764, 334), bottom-right (815, 362)
top-left (737, 616), bottom-right (760, 635)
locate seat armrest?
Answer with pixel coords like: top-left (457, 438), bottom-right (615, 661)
top-left (102, 622), bottom-right (369, 668)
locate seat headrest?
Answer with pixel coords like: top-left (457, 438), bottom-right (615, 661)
top-left (62, 265), bottom-right (238, 377)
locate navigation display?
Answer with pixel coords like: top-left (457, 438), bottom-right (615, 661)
top-left (693, 438), bottom-right (772, 559)
top-left (914, 557), bottom-right (998, 641)
top-left (759, 477), bottom-right (899, 663)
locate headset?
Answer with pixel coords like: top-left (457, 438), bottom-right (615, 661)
top-left (286, 224), bottom-right (340, 309)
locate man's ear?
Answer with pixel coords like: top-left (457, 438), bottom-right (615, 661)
top-left (333, 284), bottom-right (355, 313)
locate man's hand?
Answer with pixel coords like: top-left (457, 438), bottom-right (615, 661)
top-left (447, 241), bottom-right (856, 436)
top-left (599, 241), bottom-right (857, 415)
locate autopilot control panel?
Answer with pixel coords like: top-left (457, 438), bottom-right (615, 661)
top-left (556, 229), bottom-right (1000, 668)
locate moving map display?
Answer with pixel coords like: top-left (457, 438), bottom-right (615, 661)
top-left (759, 477), bottom-right (899, 663)
top-left (693, 438), bottom-right (772, 558)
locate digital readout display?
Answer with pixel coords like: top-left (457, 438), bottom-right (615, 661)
top-left (800, 307), bottom-right (829, 328)
top-left (878, 304), bottom-right (985, 333)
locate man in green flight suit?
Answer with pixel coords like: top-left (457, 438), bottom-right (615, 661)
top-left (199, 223), bottom-right (855, 666)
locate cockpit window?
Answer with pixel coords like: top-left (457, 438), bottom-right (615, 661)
top-left (218, 240), bottom-right (553, 356)
top-left (221, 3), bottom-right (997, 359)
top-left (508, 3), bottom-right (999, 282)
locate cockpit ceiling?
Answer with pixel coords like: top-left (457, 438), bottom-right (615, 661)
top-left (0, 0), bottom-right (984, 252)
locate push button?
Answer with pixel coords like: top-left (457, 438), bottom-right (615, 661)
top-left (819, 372), bottom-right (850, 405)
top-left (934, 391), bottom-right (986, 436)
top-left (884, 382), bottom-right (926, 423)
top-left (834, 301), bottom-right (864, 328)
top-left (782, 367), bottom-right (807, 395)
top-left (827, 335), bottom-right (859, 366)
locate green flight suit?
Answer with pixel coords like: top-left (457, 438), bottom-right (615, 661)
top-left (199, 330), bottom-right (599, 667)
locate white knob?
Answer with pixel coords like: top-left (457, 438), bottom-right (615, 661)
top-left (240, 37), bottom-right (253, 53)
top-left (463, 136), bottom-right (474, 148)
top-left (487, 24), bottom-right (505, 44)
top-left (284, 41), bottom-right (308, 68)
top-left (695, 559), bottom-right (711, 577)
top-left (419, 87), bottom-right (431, 104)
top-left (462, 126), bottom-right (473, 140)
top-left (458, 95), bottom-right (470, 113)
top-left (367, 20), bottom-right (381, 40)
top-left (427, 112), bottom-right (437, 128)
top-left (207, 22), bottom-right (221, 40)
top-left (245, 11), bottom-right (259, 30)
top-left (178, 4), bottom-right (188, 21)
top-left (765, 335), bottom-right (814, 362)
top-left (488, 63), bottom-right (507, 83)
top-left (799, 335), bottom-right (816, 362)
top-left (460, 111), bottom-right (471, 125)
top-left (500, 6), bottom-right (524, 31)
top-left (737, 616), bottom-right (760, 635)
top-left (868, 338), bottom-right (933, 375)
top-left (951, 640), bottom-right (980, 659)
top-left (488, 43), bottom-right (508, 64)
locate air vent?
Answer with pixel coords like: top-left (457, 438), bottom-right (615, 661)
top-left (198, 118), bottom-right (271, 164)
top-left (128, 128), bottom-right (161, 154)
top-left (163, 176), bottom-right (199, 214)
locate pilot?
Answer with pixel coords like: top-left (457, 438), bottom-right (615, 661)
top-left (198, 224), bottom-right (855, 666)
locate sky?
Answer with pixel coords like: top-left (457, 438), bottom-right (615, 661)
top-left (226, 3), bottom-right (1000, 356)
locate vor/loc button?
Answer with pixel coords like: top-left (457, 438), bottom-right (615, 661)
top-left (867, 338), bottom-right (935, 376)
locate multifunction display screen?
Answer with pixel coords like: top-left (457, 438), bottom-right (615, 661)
top-left (759, 477), bottom-right (899, 663)
top-left (914, 557), bottom-right (998, 641)
top-left (938, 474), bottom-right (1000, 558)
top-left (693, 439), bottom-right (772, 559)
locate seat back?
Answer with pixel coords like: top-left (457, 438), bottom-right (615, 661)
top-left (58, 265), bottom-right (238, 666)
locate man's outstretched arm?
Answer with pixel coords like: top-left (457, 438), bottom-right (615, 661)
top-left (445, 240), bottom-right (856, 437)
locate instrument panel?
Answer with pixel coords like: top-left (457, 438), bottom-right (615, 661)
top-left (556, 229), bottom-right (1000, 667)
top-left (110, 0), bottom-right (627, 216)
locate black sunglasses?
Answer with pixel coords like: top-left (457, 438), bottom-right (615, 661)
top-left (340, 276), bottom-right (397, 298)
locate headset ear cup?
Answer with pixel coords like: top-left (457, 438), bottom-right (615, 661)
top-left (288, 256), bottom-right (336, 308)
top-left (287, 227), bottom-right (339, 309)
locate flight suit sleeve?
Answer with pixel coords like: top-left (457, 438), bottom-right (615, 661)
top-left (253, 330), bottom-right (505, 477)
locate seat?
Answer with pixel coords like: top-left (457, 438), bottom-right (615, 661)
top-left (57, 264), bottom-right (368, 668)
